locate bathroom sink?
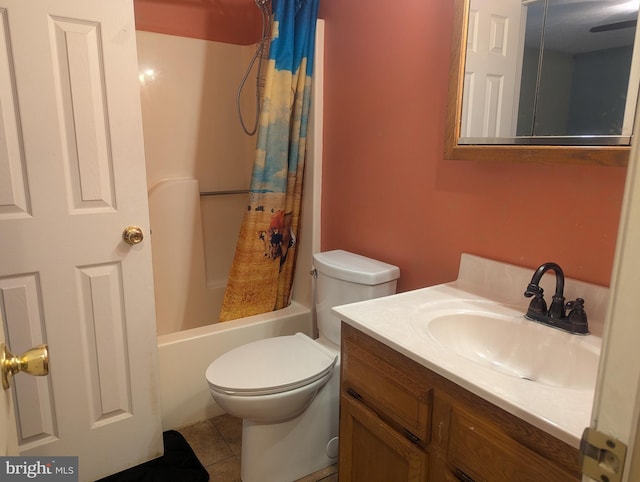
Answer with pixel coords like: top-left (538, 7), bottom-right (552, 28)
top-left (412, 304), bottom-right (601, 390)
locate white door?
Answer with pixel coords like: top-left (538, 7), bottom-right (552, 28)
top-left (0, 0), bottom-right (162, 480)
top-left (461, 0), bottom-right (526, 139)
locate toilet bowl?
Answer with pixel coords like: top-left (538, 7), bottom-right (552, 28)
top-left (205, 250), bottom-right (400, 482)
top-left (206, 333), bottom-right (337, 422)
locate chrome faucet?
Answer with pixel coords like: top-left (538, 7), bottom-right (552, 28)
top-left (524, 262), bottom-right (589, 335)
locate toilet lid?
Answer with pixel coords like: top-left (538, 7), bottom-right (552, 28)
top-left (205, 333), bottom-right (338, 396)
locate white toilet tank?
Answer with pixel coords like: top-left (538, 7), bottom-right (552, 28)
top-left (313, 250), bottom-right (400, 346)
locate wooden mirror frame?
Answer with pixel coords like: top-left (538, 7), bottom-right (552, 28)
top-left (444, 0), bottom-right (630, 166)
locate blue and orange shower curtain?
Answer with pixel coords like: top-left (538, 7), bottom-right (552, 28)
top-left (220, 0), bottom-right (319, 321)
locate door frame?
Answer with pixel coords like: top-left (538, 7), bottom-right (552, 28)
top-left (587, 92), bottom-right (640, 480)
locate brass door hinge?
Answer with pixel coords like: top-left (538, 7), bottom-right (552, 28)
top-left (580, 427), bottom-right (627, 482)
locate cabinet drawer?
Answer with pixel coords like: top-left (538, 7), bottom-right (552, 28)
top-left (341, 324), bottom-right (433, 444)
top-left (448, 406), bottom-right (579, 482)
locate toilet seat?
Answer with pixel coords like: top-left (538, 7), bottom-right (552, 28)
top-left (206, 333), bottom-right (337, 396)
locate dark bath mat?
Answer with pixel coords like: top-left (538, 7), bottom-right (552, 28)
top-left (97, 430), bottom-right (209, 482)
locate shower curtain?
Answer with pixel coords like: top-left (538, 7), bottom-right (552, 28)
top-left (219, 0), bottom-right (320, 321)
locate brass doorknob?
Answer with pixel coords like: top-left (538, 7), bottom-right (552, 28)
top-left (1, 343), bottom-right (49, 390)
top-left (123, 226), bottom-right (144, 245)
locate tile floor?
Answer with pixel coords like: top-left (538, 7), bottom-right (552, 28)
top-left (177, 414), bottom-right (338, 482)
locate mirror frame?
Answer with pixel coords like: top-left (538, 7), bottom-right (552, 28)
top-left (445, 0), bottom-right (630, 166)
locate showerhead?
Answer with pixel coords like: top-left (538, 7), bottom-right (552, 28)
top-left (255, 0), bottom-right (271, 10)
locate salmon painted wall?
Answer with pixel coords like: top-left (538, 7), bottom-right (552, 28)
top-left (317, 0), bottom-right (628, 292)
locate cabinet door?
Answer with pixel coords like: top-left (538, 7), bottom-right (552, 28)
top-left (339, 395), bottom-right (428, 482)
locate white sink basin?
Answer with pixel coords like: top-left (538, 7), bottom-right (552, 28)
top-left (412, 302), bottom-right (601, 390)
top-left (333, 255), bottom-right (611, 447)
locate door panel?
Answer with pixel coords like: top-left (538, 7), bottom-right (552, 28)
top-left (462, 0), bottom-right (526, 138)
top-left (0, 275), bottom-right (55, 447)
top-left (0, 312), bottom-right (19, 457)
top-left (0, 9), bottom-right (29, 218)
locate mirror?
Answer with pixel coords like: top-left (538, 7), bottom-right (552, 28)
top-left (445, 0), bottom-right (637, 165)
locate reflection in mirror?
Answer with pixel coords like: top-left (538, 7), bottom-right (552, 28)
top-left (459, 0), bottom-right (640, 146)
top-left (445, 0), bottom-right (632, 164)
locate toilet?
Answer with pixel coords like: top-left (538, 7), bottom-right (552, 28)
top-left (205, 250), bottom-right (400, 482)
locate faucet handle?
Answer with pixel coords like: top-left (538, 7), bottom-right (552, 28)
top-left (566, 298), bottom-right (584, 310)
top-left (524, 283), bottom-right (547, 318)
top-left (566, 298), bottom-right (589, 334)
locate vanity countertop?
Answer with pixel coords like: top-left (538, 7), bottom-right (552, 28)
top-left (332, 254), bottom-right (609, 448)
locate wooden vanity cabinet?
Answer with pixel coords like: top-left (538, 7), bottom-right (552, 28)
top-left (339, 323), bottom-right (582, 482)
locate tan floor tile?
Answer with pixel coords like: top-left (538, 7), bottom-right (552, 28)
top-left (212, 414), bottom-right (243, 456)
top-left (206, 455), bottom-right (241, 481)
top-left (178, 420), bottom-right (233, 466)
